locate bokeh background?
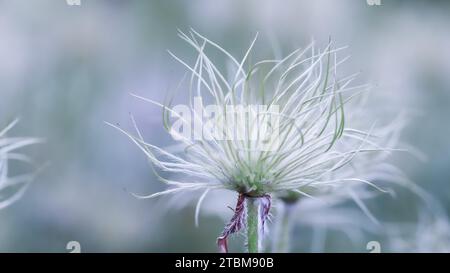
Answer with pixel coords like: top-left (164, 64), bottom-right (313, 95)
top-left (0, 0), bottom-right (449, 252)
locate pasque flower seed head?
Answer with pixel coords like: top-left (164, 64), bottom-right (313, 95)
top-left (109, 30), bottom-right (395, 252)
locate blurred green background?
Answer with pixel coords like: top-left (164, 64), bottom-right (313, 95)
top-left (0, 0), bottom-right (449, 252)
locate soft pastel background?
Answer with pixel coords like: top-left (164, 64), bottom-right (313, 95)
top-left (0, 0), bottom-right (449, 252)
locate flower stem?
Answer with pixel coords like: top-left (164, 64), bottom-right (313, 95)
top-left (246, 197), bottom-right (260, 253)
top-left (273, 202), bottom-right (294, 252)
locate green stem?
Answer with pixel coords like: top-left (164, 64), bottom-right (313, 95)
top-left (273, 202), bottom-right (294, 253)
top-left (246, 197), bottom-right (260, 253)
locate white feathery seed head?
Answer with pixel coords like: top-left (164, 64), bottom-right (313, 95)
top-left (0, 119), bottom-right (41, 209)
top-left (109, 29), bottom-right (395, 204)
top-left (386, 209), bottom-right (450, 253)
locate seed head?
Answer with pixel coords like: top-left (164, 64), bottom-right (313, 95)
top-left (0, 119), bottom-right (41, 209)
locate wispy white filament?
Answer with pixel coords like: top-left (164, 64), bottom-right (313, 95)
top-left (0, 119), bottom-right (41, 209)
